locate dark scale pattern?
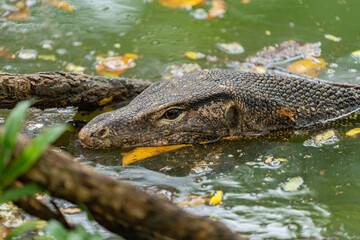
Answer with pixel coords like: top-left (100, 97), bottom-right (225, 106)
top-left (79, 69), bottom-right (360, 148)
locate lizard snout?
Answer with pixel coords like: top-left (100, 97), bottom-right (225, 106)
top-left (78, 127), bottom-right (93, 147)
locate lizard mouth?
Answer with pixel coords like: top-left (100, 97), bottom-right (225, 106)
top-left (79, 125), bottom-right (227, 149)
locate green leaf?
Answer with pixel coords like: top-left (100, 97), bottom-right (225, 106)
top-left (45, 220), bottom-right (68, 240)
top-left (6, 220), bottom-right (46, 240)
top-left (0, 182), bottom-right (43, 203)
top-left (0, 100), bottom-right (34, 177)
top-left (2, 124), bottom-right (67, 188)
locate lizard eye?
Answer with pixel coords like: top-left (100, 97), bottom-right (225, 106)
top-left (163, 109), bottom-right (182, 120)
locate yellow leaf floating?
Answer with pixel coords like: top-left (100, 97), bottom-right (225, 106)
top-left (3, 8), bottom-right (31, 21)
top-left (49, 1), bottom-right (75, 12)
top-left (287, 57), bottom-right (326, 77)
top-left (324, 34), bottom-right (341, 42)
top-left (157, 0), bottom-right (206, 8)
top-left (184, 51), bottom-right (205, 60)
top-left (124, 53), bottom-right (139, 59)
top-left (99, 96), bottom-right (113, 106)
top-left (178, 195), bottom-right (209, 206)
top-left (38, 54), bottom-right (56, 61)
top-left (0, 48), bottom-right (15, 59)
top-left (209, 190), bottom-right (223, 205)
top-left (276, 158), bottom-right (288, 162)
top-left (65, 64), bottom-right (85, 73)
top-left (208, 0), bottom-right (227, 19)
top-left (351, 50), bottom-right (360, 58)
top-left (96, 55), bottom-right (137, 76)
top-left (346, 128), bottom-right (360, 137)
top-left (283, 176), bottom-right (303, 192)
top-left (315, 130), bottom-right (335, 143)
top-left (122, 145), bottom-right (191, 166)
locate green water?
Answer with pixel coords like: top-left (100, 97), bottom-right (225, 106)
top-left (1, 0), bottom-right (360, 239)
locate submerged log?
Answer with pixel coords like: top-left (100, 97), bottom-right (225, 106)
top-left (0, 71), bottom-right (151, 110)
top-left (0, 128), bottom-right (243, 240)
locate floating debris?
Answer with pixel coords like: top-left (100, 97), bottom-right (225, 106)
top-left (315, 130), bottom-right (336, 144)
top-left (304, 130), bottom-right (338, 147)
top-left (40, 40), bottom-right (54, 50)
top-left (217, 42), bottom-right (244, 54)
top-left (2, 8), bottom-right (31, 21)
top-left (184, 51), bottom-right (206, 60)
top-left (38, 54), bottom-right (56, 61)
top-left (247, 40), bottom-right (321, 65)
top-left (56, 48), bottom-right (67, 55)
top-left (283, 176), bottom-right (303, 192)
top-left (209, 190), bottom-right (223, 205)
top-left (157, 0), bottom-right (205, 8)
top-left (121, 145), bottom-right (191, 166)
top-left (324, 34), bottom-right (341, 42)
top-left (351, 50), bottom-right (360, 59)
top-left (0, 47), bottom-right (15, 59)
top-left (65, 64), bottom-right (85, 73)
top-left (190, 8), bottom-right (208, 19)
top-left (96, 54), bottom-right (137, 76)
top-left (60, 208), bottom-right (81, 214)
top-left (49, 1), bottom-right (75, 12)
top-left (162, 63), bottom-right (202, 80)
top-left (287, 57), bottom-right (326, 77)
top-left (208, 0), bottom-right (227, 19)
top-left (16, 49), bottom-right (38, 59)
top-left (346, 128), bottom-right (360, 137)
top-left (98, 96), bottom-right (113, 106)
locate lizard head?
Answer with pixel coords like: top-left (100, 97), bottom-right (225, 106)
top-left (79, 70), bottom-right (240, 148)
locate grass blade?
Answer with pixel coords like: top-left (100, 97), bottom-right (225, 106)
top-left (0, 100), bottom-right (34, 177)
top-left (2, 125), bottom-right (67, 188)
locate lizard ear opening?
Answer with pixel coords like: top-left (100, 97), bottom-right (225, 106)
top-left (225, 105), bottom-right (239, 129)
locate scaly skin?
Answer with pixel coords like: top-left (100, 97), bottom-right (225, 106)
top-left (78, 70), bottom-right (360, 148)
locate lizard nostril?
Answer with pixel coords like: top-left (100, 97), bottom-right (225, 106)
top-left (97, 128), bottom-right (109, 138)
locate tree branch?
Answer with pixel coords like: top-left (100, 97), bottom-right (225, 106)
top-left (0, 71), bottom-right (151, 110)
top-left (0, 128), bottom-right (243, 240)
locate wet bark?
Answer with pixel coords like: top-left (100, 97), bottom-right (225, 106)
top-left (0, 128), bottom-right (243, 240)
top-left (0, 71), bottom-right (151, 110)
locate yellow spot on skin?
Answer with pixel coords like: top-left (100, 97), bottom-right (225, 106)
top-left (279, 107), bottom-right (296, 122)
top-left (346, 128), bottom-right (360, 137)
top-left (122, 145), bottom-right (191, 166)
top-left (209, 190), bottom-right (223, 205)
